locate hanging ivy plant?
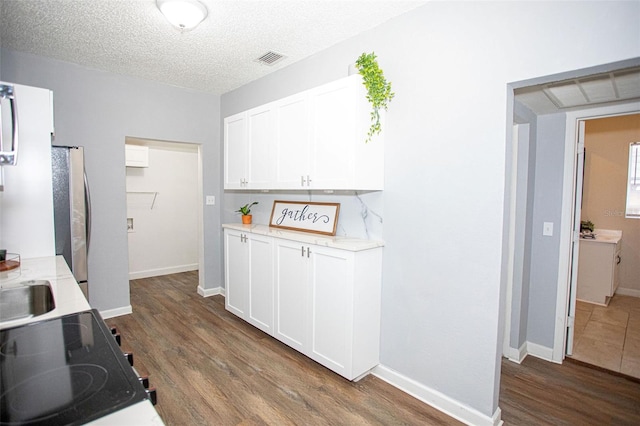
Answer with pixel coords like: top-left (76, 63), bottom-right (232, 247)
top-left (355, 52), bottom-right (394, 143)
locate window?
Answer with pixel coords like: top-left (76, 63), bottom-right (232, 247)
top-left (626, 142), bottom-right (640, 218)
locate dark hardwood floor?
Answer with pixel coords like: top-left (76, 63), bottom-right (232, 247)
top-left (107, 272), bottom-right (640, 425)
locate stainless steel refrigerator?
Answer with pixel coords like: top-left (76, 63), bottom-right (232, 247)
top-left (51, 146), bottom-right (91, 300)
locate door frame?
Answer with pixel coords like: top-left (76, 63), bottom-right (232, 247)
top-left (124, 138), bottom-right (205, 287)
top-left (552, 101), bottom-right (640, 362)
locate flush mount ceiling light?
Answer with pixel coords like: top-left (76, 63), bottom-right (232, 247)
top-left (157, 0), bottom-right (208, 31)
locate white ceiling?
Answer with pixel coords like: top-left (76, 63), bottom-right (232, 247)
top-left (0, 0), bottom-right (426, 94)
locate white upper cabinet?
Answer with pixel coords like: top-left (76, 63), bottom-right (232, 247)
top-left (224, 105), bottom-right (277, 190)
top-left (224, 74), bottom-right (384, 191)
top-left (247, 105), bottom-right (276, 189)
top-left (224, 112), bottom-right (248, 189)
top-left (274, 93), bottom-right (311, 188)
top-left (125, 144), bottom-right (149, 168)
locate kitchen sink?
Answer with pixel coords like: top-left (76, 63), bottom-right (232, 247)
top-left (0, 280), bottom-right (55, 322)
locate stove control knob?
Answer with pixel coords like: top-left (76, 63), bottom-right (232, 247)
top-left (113, 333), bottom-right (121, 346)
top-left (138, 375), bottom-right (150, 389)
top-left (124, 352), bottom-right (134, 366)
top-left (146, 387), bottom-right (157, 406)
top-left (110, 327), bottom-right (118, 335)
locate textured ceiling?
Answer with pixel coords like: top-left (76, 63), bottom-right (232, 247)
top-left (0, 0), bottom-right (426, 94)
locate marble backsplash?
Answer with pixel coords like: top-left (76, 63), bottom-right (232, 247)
top-left (223, 191), bottom-right (383, 241)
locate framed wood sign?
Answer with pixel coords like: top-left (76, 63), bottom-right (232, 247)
top-left (269, 201), bottom-right (340, 236)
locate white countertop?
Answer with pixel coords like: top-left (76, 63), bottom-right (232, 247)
top-left (580, 229), bottom-right (622, 244)
top-left (0, 256), bottom-right (90, 330)
top-left (0, 255), bottom-right (163, 425)
top-left (223, 223), bottom-right (385, 251)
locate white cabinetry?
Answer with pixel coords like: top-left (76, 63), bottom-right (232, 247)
top-left (224, 106), bottom-right (276, 190)
top-left (273, 238), bottom-right (309, 352)
top-left (307, 75), bottom-right (383, 190)
top-left (224, 74), bottom-right (384, 191)
top-left (224, 112), bottom-right (247, 189)
top-left (577, 232), bottom-right (622, 306)
top-left (125, 145), bottom-right (149, 168)
top-left (223, 224), bottom-right (383, 380)
top-left (224, 229), bottom-right (273, 334)
top-left (274, 93), bottom-right (310, 188)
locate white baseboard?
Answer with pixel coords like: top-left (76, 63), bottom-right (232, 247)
top-left (616, 287), bottom-right (640, 298)
top-left (525, 341), bottom-right (555, 363)
top-left (100, 305), bottom-right (133, 319)
top-left (129, 263), bottom-right (198, 280)
top-left (372, 365), bottom-right (502, 426)
top-left (504, 342), bottom-right (527, 364)
top-left (198, 285), bottom-right (224, 298)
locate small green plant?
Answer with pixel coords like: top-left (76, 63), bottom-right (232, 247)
top-left (580, 220), bottom-right (594, 232)
top-left (355, 52), bottom-right (395, 143)
top-left (236, 202), bottom-right (258, 215)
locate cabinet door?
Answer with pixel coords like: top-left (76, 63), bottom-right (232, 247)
top-left (308, 78), bottom-right (357, 189)
top-left (308, 246), bottom-right (354, 376)
top-left (224, 112), bottom-right (247, 189)
top-left (247, 234), bottom-right (274, 333)
top-left (224, 229), bottom-right (249, 317)
top-left (247, 105), bottom-right (275, 189)
top-left (273, 238), bottom-right (309, 352)
top-left (274, 93), bottom-right (310, 188)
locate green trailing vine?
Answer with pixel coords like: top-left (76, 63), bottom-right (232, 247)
top-left (355, 52), bottom-right (394, 143)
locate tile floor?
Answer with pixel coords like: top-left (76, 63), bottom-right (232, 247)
top-left (571, 294), bottom-right (640, 378)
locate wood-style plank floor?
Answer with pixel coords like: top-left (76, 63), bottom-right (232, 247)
top-left (107, 272), bottom-right (640, 425)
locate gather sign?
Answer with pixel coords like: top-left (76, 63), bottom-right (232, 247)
top-left (269, 201), bottom-right (340, 236)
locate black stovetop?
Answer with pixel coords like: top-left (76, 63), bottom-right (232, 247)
top-left (0, 309), bottom-right (148, 425)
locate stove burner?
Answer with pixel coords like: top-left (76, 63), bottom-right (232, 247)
top-left (0, 310), bottom-right (149, 426)
top-left (0, 364), bottom-right (108, 424)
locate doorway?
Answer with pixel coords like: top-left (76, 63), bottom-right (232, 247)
top-left (502, 59), bottom-right (640, 367)
top-left (564, 113), bottom-right (640, 377)
top-left (124, 137), bottom-right (204, 285)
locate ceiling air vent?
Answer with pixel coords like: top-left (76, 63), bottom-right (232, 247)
top-left (254, 51), bottom-right (286, 66)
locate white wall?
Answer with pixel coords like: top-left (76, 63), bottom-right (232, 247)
top-left (222, 2), bottom-right (639, 422)
top-left (126, 142), bottom-right (199, 279)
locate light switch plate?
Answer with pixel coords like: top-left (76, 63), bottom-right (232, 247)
top-left (543, 222), bottom-right (553, 236)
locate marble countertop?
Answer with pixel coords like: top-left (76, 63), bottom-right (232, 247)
top-left (0, 256), bottom-right (163, 425)
top-left (580, 229), bottom-right (622, 244)
top-left (222, 223), bottom-right (385, 251)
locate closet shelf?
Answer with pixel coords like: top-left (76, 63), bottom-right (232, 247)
top-left (126, 191), bottom-right (159, 209)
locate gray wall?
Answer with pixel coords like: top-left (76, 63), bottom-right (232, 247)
top-left (221, 1), bottom-right (640, 418)
top-left (1, 48), bottom-right (222, 312)
top-left (526, 113), bottom-right (567, 348)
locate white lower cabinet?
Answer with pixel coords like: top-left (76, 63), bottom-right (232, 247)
top-left (577, 237), bottom-right (622, 306)
top-left (223, 225), bottom-right (383, 380)
top-left (273, 239), bottom-right (309, 352)
top-left (224, 229), bottom-right (273, 334)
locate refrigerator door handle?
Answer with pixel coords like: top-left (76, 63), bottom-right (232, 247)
top-left (0, 84), bottom-right (19, 166)
top-left (84, 169), bottom-right (92, 253)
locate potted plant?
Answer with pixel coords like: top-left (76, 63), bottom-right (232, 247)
top-left (237, 202), bottom-right (258, 224)
top-left (355, 52), bottom-right (395, 143)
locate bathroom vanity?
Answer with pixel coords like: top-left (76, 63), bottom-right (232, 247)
top-left (577, 229), bottom-right (622, 306)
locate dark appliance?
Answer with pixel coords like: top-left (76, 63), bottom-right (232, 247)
top-left (0, 310), bottom-right (151, 425)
